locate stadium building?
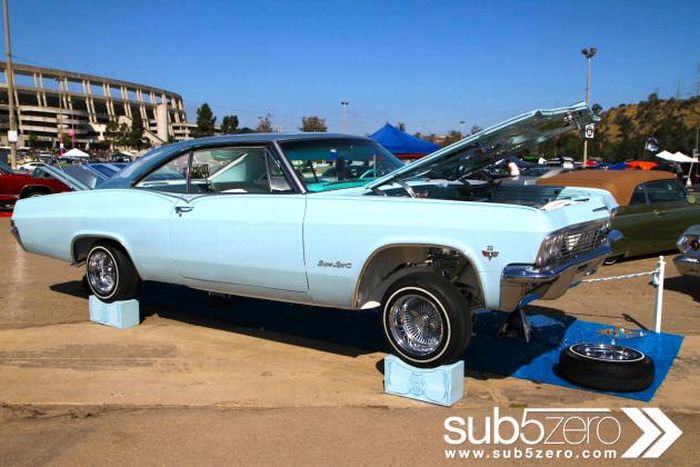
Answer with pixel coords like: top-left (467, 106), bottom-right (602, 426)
top-left (0, 61), bottom-right (189, 148)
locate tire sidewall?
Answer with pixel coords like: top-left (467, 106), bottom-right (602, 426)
top-left (382, 284), bottom-right (453, 366)
top-left (558, 345), bottom-right (654, 392)
top-left (86, 245), bottom-right (121, 301)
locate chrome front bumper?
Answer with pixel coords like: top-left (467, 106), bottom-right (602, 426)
top-left (499, 230), bottom-right (621, 311)
top-left (674, 254), bottom-right (700, 276)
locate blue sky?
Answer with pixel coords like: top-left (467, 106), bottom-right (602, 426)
top-left (4, 0), bottom-right (698, 134)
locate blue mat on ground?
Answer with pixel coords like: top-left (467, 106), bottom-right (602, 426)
top-left (464, 310), bottom-right (684, 401)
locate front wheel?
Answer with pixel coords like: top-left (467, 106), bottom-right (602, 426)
top-left (381, 271), bottom-right (471, 368)
top-left (85, 243), bottom-right (139, 303)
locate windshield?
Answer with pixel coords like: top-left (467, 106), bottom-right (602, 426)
top-left (279, 139), bottom-right (403, 192)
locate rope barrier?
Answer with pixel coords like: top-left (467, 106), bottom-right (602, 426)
top-left (581, 270), bottom-right (657, 283)
top-left (578, 256), bottom-right (666, 333)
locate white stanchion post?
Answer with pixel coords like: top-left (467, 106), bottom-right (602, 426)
top-left (653, 256), bottom-right (666, 333)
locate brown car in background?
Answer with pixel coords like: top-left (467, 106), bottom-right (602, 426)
top-left (538, 170), bottom-right (700, 264)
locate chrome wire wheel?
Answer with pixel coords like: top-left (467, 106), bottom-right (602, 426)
top-left (569, 343), bottom-right (644, 363)
top-left (87, 247), bottom-right (119, 298)
top-left (387, 291), bottom-right (445, 357)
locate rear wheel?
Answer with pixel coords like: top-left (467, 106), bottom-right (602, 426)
top-left (603, 255), bottom-right (622, 265)
top-left (85, 243), bottom-right (139, 302)
top-left (381, 271), bottom-right (471, 367)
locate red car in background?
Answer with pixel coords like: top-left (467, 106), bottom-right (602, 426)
top-left (0, 160), bottom-right (71, 208)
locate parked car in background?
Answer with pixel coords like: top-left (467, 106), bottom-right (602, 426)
top-left (17, 161), bottom-right (44, 172)
top-left (674, 225), bottom-right (700, 276)
top-left (0, 160), bottom-right (72, 208)
top-left (12, 102), bottom-right (620, 367)
top-left (60, 162), bottom-right (129, 189)
top-left (537, 170), bottom-right (700, 264)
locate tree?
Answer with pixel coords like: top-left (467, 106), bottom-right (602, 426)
top-left (300, 116), bottom-right (327, 132)
top-left (221, 115), bottom-right (239, 134)
top-left (470, 125), bottom-right (482, 135)
top-left (128, 110), bottom-right (145, 150)
top-left (256, 114), bottom-right (274, 132)
top-left (104, 120), bottom-right (122, 149)
top-left (117, 123), bottom-right (130, 147)
top-left (193, 103), bottom-right (216, 137)
top-left (26, 133), bottom-right (37, 148)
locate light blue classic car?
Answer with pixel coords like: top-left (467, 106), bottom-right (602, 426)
top-left (11, 102), bottom-right (619, 367)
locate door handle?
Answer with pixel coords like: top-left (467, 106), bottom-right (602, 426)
top-left (175, 206), bottom-right (194, 214)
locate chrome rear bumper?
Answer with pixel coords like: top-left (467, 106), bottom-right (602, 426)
top-left (10, 220), bottom-right (26, 252)
top-left (499, 230), bottom-right (621, 311)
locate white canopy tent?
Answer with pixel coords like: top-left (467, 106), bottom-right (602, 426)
top-left (655, 150), bottom-right (696, 163)
top-left (673, 151), bottom-right (696, 163)
top-left (62, 148), bottom-right (90, 158)
top-left (655, 150), bottom-right (699, 188)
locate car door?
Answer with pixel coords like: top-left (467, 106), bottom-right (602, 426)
top-left (612, 183), bottom-right (657, 257)
top-left (166, 145), bottom-right (308, 293)
top-left (644, 179), bottom-right (700, 251)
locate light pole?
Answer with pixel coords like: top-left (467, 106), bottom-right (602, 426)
top-left (2, 0), bottom-right (17, 168)
top-left (459, 120), bottom-right (465, 136)
top-left (340, 101), bottom-right (349, 133)
top-left (581, 47), bottom-right (597, 167)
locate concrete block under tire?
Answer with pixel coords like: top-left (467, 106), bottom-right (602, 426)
top-left (89, 295), bottom-right (140, 329)
top-left (558, 343), bottom-right (655, 392)
top-left (384, 354), bottom-right (464, 406)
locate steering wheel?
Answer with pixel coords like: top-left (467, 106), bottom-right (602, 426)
top-left (360, 168), bottom-right (378, 179)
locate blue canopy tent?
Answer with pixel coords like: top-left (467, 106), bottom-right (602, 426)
top-left (369, 123), bottom-right (439, 160)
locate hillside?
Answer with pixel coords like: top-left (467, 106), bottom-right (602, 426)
top-left (532, 95), bottom-right (700, 161)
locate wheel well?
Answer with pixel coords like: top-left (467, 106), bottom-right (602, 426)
top-left (19, 185), bottom-right (53, 198)
top-left (72, 236), bottom-right (127, 264)
top-left (353, 245), bottom-right (484, 309)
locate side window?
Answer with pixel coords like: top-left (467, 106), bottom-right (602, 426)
top-left (644, 180), bottom-right (686, 204)
top-left (135, 152), bottom-right (190, 193)
top-left (136, 146), bottom-right (294, 194)
top-left (629, 184), bottom-right (647, 205)
top-left (191, 146), bottom-right (292, 194)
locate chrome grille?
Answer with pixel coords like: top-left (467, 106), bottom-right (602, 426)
top-left (555, 221), bottom-right (608, 265)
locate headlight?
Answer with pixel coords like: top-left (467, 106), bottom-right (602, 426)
top-left (535, 231), bottom-right (565, 268)
top-left (677, 235), bottom-right (700, 254)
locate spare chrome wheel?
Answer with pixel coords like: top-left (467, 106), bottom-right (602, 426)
top-left (381, 271), bottom-right (471, 368)
top-left (559, 342), bottom-right (654, 392)
top-left (569, 343), bottom-right (644, 362)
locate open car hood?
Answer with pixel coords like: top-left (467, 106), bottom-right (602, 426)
top-left (34, 163), bottom-right (91, 191)
top-left (367, 102), bottom-right (595, 189)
